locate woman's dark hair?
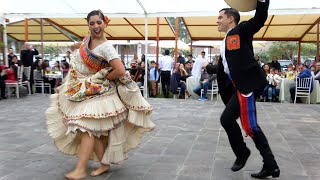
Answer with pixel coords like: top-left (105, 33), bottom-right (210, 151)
top-left (86, 10), bottom-right (105, 23)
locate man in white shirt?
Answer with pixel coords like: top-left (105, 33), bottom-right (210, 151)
top-left (191, 51), bottom-right (208, 79)
top-left (159, 49), bottom-right (174, 98)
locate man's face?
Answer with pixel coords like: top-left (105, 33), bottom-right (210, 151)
top-left (316, 63), bottom-right (320, 71)
top-left (8, 48), bottom-right (13, 54)
top-left (151, 63), bottom-right (156, 67)
top-left (24, 42), bottom-right (32, 50)
top-left (217, 11), bottom-right (231, 33)
top-left (298, 65), bottom-right (304, 72)
top-left (66, 51), bottom-right (70, 57)
top-left (201, 53), bottom-right (205, 58)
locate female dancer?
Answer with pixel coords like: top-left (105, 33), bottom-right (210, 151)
top-left (46, 10), bottom-right (155, 179)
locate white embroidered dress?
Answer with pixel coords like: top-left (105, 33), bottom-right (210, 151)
top-left (46, 41), bottom-right (155, 164)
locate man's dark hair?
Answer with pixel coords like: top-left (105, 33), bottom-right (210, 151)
top-left (201, 51), bottom-right (206, 55)
top-left (187, 54), bottom-right (193, 58)
top-left (219, 8), bottom-right (240, 25)
top-left (164, 49), bottom-right (170, 55)
top-left (150, 60), bottom-right (156, 64)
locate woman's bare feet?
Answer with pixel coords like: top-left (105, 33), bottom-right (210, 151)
top-left (90, 164), bottom-right (110, 177)
top-left (64, 169), bottom-right (87, 180)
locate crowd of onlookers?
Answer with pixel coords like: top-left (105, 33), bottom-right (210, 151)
top-left (1, 43), bottom-right (319, 103)
top-left (127, 50), bottom-right (218, 101)
top-left (0, 43), bottom-right (71, 99)
top-left (256, 55), bottom-right (320, 103)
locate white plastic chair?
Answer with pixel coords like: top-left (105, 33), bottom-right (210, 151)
top-left (201, 79), bottom-right (219, 100)
top-left (34, 69), bottom-right (51, 94)
top-left (294, 77), bottom-right (313, 104)
top-left (21, 66), bottom-right (31, 95)
top-left (6, 66), bottom-right (23, 98)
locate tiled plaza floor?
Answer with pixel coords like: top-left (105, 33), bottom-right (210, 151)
top-left (0, 94), bottom-right (319, 180)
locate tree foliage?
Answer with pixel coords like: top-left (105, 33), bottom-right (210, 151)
top-left (42, 46), bottom-right (60, 61)
top-left (167, 17), bottom-right (190, 44)
top-left (257, 41), bottom-right (317, 64)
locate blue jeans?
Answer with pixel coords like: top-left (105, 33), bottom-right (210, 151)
top-left (193, 82), bottom-right (209, 98)
top-left (263, 85), bottom-right (279, 100)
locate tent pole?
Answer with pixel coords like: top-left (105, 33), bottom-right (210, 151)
top-left (190, 40), bottom-right (193, 55)
top-left (40, 18), bottom-right (44, 59)
top-left (24, 18), bottom-right (28, 42)
top-left (298, 41), bottom-right (301, 65)
top-left (317, 22), bottom-right (319, 62)
top-left (175, 17), bottom-right (179, 63)
top-left (144, 14), bottom-right (148, 98)
top-left (2, 17), bottom-right (9, 66)
top-left (156, 17), bottom-right (160, 96)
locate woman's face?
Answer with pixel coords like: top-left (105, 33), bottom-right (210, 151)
top-left (264, 65), bottom-right (270, 72)
top-left (88, 15), bottom-right (106, 38)
top-left (179, 64), bottom-right (184, 69)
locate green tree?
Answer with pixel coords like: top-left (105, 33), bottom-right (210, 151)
top-left (42, 46), bottom-right (60, 61)
top-left (257, 41), bottom-right (316, 64)
top-left (167, 17), bottom-right (190, 44)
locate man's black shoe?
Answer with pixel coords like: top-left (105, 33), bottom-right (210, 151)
top-left (251, 167), bottom-right (280, 179)
top-left (231, 148), bottom-right (250, 171)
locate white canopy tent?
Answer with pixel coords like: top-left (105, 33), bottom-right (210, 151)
top-left (1, 0), bottom-right (320, 97)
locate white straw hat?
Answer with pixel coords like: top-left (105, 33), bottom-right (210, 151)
top-left (224, 0), bottom-right (257, 12)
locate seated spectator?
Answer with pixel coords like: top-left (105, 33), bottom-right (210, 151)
top-left (289, 64), bottom-right (313, 103)
top-left (136, 61), bottom-right (146, 88)
top-left (0, 66), bottom-right (7, 99)
top-left (5, 65), bottom-right (17, 83)
top-left (193, 64), bottom-right (217, 101)
top-left (61, 61), bottom-right (70, 78)
top-left (170, 63), bottom-right (191, 99)
top-left (52, 61), bottom-right (62, 72)
top-left (262, 68), bottom-right (281, 102)
top-left (262, 64), bottom-right (270, 76)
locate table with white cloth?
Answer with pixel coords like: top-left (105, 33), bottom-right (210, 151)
top-left (45, 72), bottom-right (63, 79)
top-left (279, 78), bottom-right (320, 104)
top-left (186, 76), bottom-right (200, 99)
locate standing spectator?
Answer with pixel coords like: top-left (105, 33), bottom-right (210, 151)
top-left (63, 51), bottom-right (72, 62)
top-left (314, 62), bottom-right (320, 81)
top-left (269, 56), bottom-right (281, 71)
top-left (141, 54), bottom-right (146, 62)
top-left (177, 51), bottom-right (185, 64)
top-left (20, 42), bottom-right (39, 94)
top-left (255, 55), bottom-right (262, 67)
top-left (184, 61), bottom-right (192, 76)
top-left (159, 49), bottom-right (174, 98)
top-left (136, 61), bottom-right (146, 88)
top-left (8, 48), bottom-right (16, 62)
top-left (131, 53), bottom-right (140, 65)
top-left (148, 61), bottom-right (159, 97)
top-left (192, 51), bottom-right (208, 79)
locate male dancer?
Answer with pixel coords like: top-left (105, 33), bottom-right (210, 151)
top-left (217, 0), bottom-right (280, 178)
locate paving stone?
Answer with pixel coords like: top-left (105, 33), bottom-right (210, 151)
top-left (0, 94), bottom-right (319, 179)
